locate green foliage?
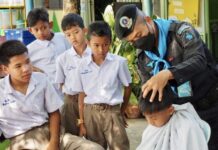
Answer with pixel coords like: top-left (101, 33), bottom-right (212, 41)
top-left (0, 140), bottom-right (10, 150)
top-left (103, 4), bottom-right (141, 104)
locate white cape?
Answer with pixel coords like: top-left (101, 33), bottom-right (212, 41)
top-left (136, 103), bottom-right (210, 150)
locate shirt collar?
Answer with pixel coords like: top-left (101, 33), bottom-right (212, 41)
top-left (35, 33), bottom-right (55, 48)
top-left (86, 52), bottom-right (113, 65)
top-left (4, 74), bottom-right (38, 95)
top-left (70, 46), bottom-right (92, 57)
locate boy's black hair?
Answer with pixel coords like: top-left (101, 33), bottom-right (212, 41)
top-left (61, 13), bottom-right (84, 31)
top-left (0, 40), bottom-right (28, 65)
top-left (27, 8), bottom-right (49, 27)
top-left (87, 21), bottom-right (112, 41)
top-left (139, 84), bottom-right (176, 114)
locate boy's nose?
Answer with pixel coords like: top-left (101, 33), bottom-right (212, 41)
top-left (23, 64), bottom-right (31, 72)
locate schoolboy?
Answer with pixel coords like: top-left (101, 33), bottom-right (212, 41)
top-left (55, 13), bottom-right (91, 135)
top-left (74, 21), bottom-right (132, 150)
top-left (27, 8), bottom-right (70, 94)
top-left (0, 40), bottom-right (104, 150)
top-left (137, 85), bottom-right (210, 150)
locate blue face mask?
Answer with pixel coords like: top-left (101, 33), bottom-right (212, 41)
top-left (132, 31), bottom-right (155, 50)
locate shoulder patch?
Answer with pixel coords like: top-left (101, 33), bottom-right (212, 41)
top-left (177, 24), bottom-right (190, 35)
top-left (185, 32), bottom-right (193, 40)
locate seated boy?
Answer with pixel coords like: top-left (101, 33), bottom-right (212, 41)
top-left (74, 21), bottom-right (132, 150)
top-left (55, 13), bottom-right (91, 135)
top-left (137, 85), bottom-right (210, 150)
top-left (27, 8), bottom-right (70, 94)
top-left (0, 40), bottom-right (103, 150)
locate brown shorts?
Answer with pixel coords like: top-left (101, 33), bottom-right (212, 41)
top-left (8, 123), bottom-right (104, 150)
top-left (84, 104), bottom-right (130, 150)
top-left (61, 94), bottom-right (79, 135)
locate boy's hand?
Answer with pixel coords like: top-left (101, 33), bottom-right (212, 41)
top-left (47, 142), bottom-right (59, 150)
top-left (122, 114), bottom-right (128, 128)
top-left (79, 124), bottom-right (87, 137)
top-left (32, 65), bottom-right (44, 73)
top-left (121, 104), bottom-right (128, 128)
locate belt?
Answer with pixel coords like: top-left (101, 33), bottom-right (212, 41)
top-left (85, 103), bottom-right (120, 111)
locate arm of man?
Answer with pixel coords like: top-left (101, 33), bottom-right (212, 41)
top-left (47, 110), bottom-right (61, 150)
top-left (121, 85), bottom-right (132, 127)
top-left (78, 92), bottom-right (86, 137)
top-left (142, 23), bottom-right (207, 102)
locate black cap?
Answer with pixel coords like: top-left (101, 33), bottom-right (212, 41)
top-left (115, 4), bottom-right (137, 39)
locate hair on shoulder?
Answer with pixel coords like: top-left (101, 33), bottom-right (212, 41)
top-left (61, 13), bottom-right (84, 31)
top-left (0, 40), bottom-right (28, 65)
top-left (139, 84), bottom-right (176, 114)
top-left (87, 21), bottom-right (112, 41)
top-left (27, 8), bottom-right (49, 27)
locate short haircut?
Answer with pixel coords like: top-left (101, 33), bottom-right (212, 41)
top-left (87, 21), bottom-right (112, 41)
top-left (27, 8), bottom-right (49, 27)
top-left (139, 84), bottom-right (176, 114)
top-left (0, 40), bottom-right (28, 65)
top-left (61, 13), bottom-right (84, 31)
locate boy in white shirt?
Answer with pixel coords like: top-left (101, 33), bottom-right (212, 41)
top-left (75, 21), bottom-right (132, 150)
top-left (137, 85), bottom-right (210, 150)
top-left (27, 8), bottom-right (70, 93)
top-left (0, 40), bottom-right (103, 150)
top-left (55, 13), bottom-right (91, 135)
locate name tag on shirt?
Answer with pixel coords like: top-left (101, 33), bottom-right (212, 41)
top-left (66, 66), bottom-right (76, 71)
top-left (2, 98), bottom-right (16, 106)
top-left (177, 81), bottom-right (193, 98)
top-left (81, 69), bottom-right (92, 74)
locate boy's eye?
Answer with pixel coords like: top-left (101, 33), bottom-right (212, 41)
top-left (26, 59), bottom-right (30, 64)
top-left (74, 31), bottom-right (79, 34)
top-left (15, 65), bottom-right (21, 68)
top-left (93, 44), bottom-right (99, 47)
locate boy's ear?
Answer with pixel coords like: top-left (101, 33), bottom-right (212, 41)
top-left (83, 27), bottom-right (88, 33)
top-left (2, 65), bottom-right (9, 74)
top-left (86, 39), bottom-right (90, 46)
top-left (168, 105), bottom-right (175, 115)
top-left (28, 27), bottom-right (33, 34)
top-left (49, 22), bottom-right (53, 29)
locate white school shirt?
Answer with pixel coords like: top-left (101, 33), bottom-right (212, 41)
top-left (74, 53), bottom-right (132, 105)
top-left (136, 103), bottom-right (210, 150)
top-left (27, 33), bottom-right (70, 83)
top-left (55, 46), bottom-right (91, 95)
top-left (0, 72), bottom-right (63, 138)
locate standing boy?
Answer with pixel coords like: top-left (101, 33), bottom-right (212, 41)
top-left (74, 21), bottom-right (132, 150)
top-left (0, 40), bottom-right (103, 150)
top-left (27, 8), bottom-right (70, 94)
top-left (55, 13), bottom-right (91, 135)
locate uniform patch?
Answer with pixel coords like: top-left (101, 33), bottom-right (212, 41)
top-left (177, 24), bottom-right (190, 35)
top-left (185, 32), bottom-right (193, 40)
top-left (119, 16), bottom-right (132, 29)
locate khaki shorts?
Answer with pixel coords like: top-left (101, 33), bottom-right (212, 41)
top-left (8, 123), bottom-right (104, 150)
top-left (61, 94), bottom-right (79, 135)
top-left (84, 104), bottom-right (130, 150)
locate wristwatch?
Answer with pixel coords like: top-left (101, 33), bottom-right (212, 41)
top-left (77, 119), bottom-right (84, 126)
